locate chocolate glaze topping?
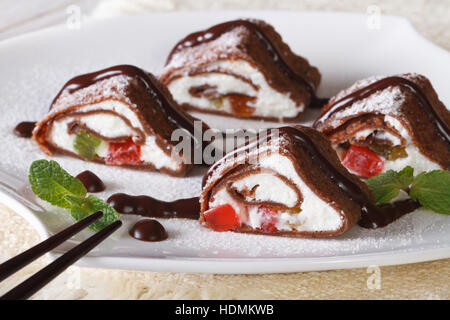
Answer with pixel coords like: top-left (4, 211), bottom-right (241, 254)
top-left (203, 126), bottom-right (419, 228)
top-left (130, 219), bottom-right (168, 242)
top-left (282, 127), bottom-right (383, 228)
top-left (107, 193), bottom-right (200, 220)
top-left (75, 170), bottom-right (105, 193)
top-left (13, 121), bottom-right (36, 138)
top-left (315, 76), bottom-right (450, 143)
top-left (168, 20), bottom-right (325, 108)
top-left (52, 65), bottom-right (198, 139)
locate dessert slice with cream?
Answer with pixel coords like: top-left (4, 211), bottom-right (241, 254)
top-left (313, 73), bottom-right (450, 178)
top-left (200, 126), bottom-right (373, 237)
top-left (33, 65), bottom-right (205, 176)
top-left (160, 19), bottom-right (321, 121)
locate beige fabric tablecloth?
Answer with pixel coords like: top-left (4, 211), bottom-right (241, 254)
top-left (1, 0), bottom-right (449, 299)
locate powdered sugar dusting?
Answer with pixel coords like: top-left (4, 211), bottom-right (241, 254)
top-left (327, 82), bottom-right (405, 129)
top-left (201, 131), bottom-right (284, 201)
top-left (0, 62), bottom-right (448, 262)
top-left (47, 204), bottom-right (448, 259)
top-left (50, 75), bottom-right (137, 116)
top-left (164, 26), bottom-right (248, 71)
top-left (321, 73), bottom-right (431, 130)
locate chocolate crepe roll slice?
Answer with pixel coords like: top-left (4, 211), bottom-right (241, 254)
top-left (200, 126), bottom-right (373, 238)
top-left (160, 19), bottom-right (321, 121)
top-left (33, 65), bottom-right (204, 177)
top-left (313, 73), bottom-right (450, 178)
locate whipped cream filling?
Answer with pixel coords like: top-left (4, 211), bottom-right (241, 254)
top-left (167, 60), bottom-right (302, 119)
top-left (73, 100), bottom-right (144, 131)
top-left (48, 100), bottom-right (181, 171)
top-left (382, 145), bottom-right (441, 173)
top-left (230, 173), bottom-right (298, 208)
top-left (74, 113), bottom-right (138, 138)
top-left (384, 115), bottom-right (411, 143)
top-left (141, 136), bottom-right (182, 170)
top-left (337, 143), bottom-right (441, 176)
top-left (354, 129), bottom-right (402, 146)
top-left (209, 153), bottom-right (343, 232)
top-left (340, 115), bottom-right (442, 175)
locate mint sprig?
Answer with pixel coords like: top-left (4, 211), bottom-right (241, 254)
top-left (29, 160), bottom-right (119, 231)
top-left (74, 131), bottom-right (102, 161)
top-left (71, 195), bottom-right (120, 232)
top-left (366, 166), bottom-right (413, 205)
top-left (29, 160), bottom-right (86, 209)
top-left (365, 166), bottom-right (450, 215)
top-left (410, 170), bottom-right (450, 214)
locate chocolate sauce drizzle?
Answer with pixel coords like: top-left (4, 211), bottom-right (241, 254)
top-left (315, 76), bottom-right (450, 144)
top-left (52, 65), bottom-right (198, 140)
top-left (360, 199), bottom-right (421, 229)
top-left (130, 219), bottom-right (168, 242)
top-left (168, 19), bottom-right (325, 109)
top-left (75, 170), bottom-right (105, 193)
top-left (13, 121), bottom-right (36, 138)
top-left (107, 193), bottom-right (200, 220)
top-left (204, 127), bottom-right (418, 228)
top-left (287, 127), bottom-right (422, 228)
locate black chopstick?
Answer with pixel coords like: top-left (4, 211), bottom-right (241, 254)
top-left (0, 218), bottom-right (122, 300)
top-left (0, 211), bottom-right (103, 283)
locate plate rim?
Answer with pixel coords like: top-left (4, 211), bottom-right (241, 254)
top-left (2, 187), bottom-right (449, 274)
top-left (1, 10), bottom-right (449, 274)
top-left (0, 10), bottom-right (449, 57)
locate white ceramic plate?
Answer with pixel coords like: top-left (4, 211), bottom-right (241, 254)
top-left (0, 11), bottom-right (449, 274)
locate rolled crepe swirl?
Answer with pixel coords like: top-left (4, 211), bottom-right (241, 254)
top-left (33, 65), bottom-right (206, 176)
top-left (314, 73), bottom-right (450, 176)
top-left (160, 19), bottom-right (321, 122)
top-left (200, 126), bottom-right (372, 238)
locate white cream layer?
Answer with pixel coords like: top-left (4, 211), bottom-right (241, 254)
top-left (167, 60), bottom-right (302, 119)
top-left (382, 145), bottom-right (441, 173)
top-left (141, 136), bottom-right (181, 170)
top-left (48, 100), bottom-right (181, 171)
top-left (354, 129), bottom-right (402, 146)
top-left (340, 115), bottom-right (442, 175)
top-left (337, 143), bottom-right (440, 176)
top-left (230, 172), bottom-right (299, 208)
top-left (209, 153), bottom-right (343, 232)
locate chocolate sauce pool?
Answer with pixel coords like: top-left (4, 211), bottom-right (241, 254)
top-left (107, 193), bottom-right (200, 220)
top-left (75, 170), bottom-right (105, 193)
top-left (13, 121), bottom-right (36, 138)
top-left (359, 199), bottom-right (421, 228)
top-left (130, 219), bottom-right (168, 242)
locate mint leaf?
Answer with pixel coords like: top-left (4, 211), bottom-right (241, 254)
top-left (365, 166), bottom-right (450, 215)
top-left (71, 195), bottom-right (119, 232)
top-left (397, 166), bottom-right (414, 189)
top-left (410, 170), bottom-right (450, 214)
top-left (29, 160), bottom-right (86, 209)
top-left (366, 171), bottom-right (400, 205)
top-left (64, 194), bottom-right (85, 208)
top-left (365, 166), bottom-right (414, 205)
top-left (29, 159), bottom-right (119, 232)
top-left (74, 131), bottom-right (102, 161)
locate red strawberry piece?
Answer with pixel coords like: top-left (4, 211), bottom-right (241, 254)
top-left (203, 204), bottom-right (241, 232)
top-left (342, 145), bottom-right (384, 178)
top-left (106, 137), bottom-right (142, 166)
